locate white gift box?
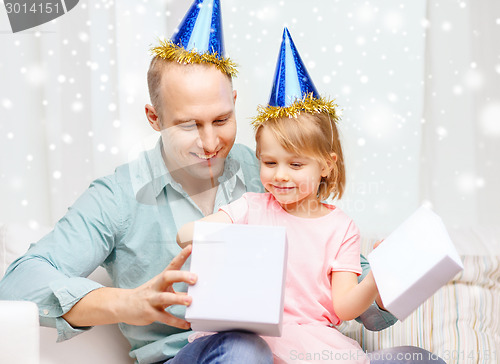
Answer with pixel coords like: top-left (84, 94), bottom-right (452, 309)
top-left (185, 222), bottom-right (287, 337)
top-left (368, 206), bottom-right (463, 321)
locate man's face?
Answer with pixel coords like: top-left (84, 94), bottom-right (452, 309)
top-left (148, 64), bottom-right (237, 188)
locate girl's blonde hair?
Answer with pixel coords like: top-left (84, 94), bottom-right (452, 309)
top-left (255, 112), bottom-right (345, 201)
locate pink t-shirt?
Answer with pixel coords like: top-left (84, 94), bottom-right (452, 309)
top-left (220, 192), bottom-right (362, 326)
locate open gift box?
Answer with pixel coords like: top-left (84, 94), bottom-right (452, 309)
top-left (185, 222), bottom-right (288, 337)
top-left (368, 206), bottom-right (464, 321)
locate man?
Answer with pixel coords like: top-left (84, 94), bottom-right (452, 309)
top-left (0, 1), bottom-right (423, 363)
top-left (0, 57), bottom-right (271, 363)
top-left (0, 1), bottom-right (272, 363)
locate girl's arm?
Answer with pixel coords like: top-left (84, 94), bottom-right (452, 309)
top-left (331, 270), bottom-right (380, 321)
top-left (176, 210), bottom-right (233, 248)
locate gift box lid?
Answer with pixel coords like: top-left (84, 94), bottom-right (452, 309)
top-left (368, 206), bottom-right (463, 321)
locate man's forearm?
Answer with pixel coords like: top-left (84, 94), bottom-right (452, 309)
top-left (65, 248), bottom-right (196, 330)
top-left (62, 287), bottom-right (125, 327)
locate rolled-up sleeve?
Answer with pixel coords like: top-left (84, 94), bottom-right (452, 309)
top-left (0, 176), bottom-right (120, 341)
top-left (355, 254), bottom-right (398, 331)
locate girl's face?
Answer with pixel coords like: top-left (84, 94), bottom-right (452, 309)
top-left (258, 127), bottom-right (329, 215)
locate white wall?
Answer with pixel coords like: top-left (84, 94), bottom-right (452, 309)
top-left (1, 0), bottom-right (499, 236)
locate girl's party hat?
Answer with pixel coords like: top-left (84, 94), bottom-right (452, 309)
top-left (253, 28), bottom-right (338, 126)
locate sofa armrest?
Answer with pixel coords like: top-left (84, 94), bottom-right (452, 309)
top-left (1, 223), bottom-right (133, 364)
top-left (0, 300), bottom-right (39, 364)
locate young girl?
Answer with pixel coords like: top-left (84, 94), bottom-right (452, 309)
top-left (177, 28), bottom-right (379, 363)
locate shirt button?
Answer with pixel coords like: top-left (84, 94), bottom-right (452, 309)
top-left (43, 309), bottom-right (49, 315)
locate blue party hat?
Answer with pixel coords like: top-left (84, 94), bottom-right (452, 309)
top-left (269, 28), bottom-right (319, 107)
top-left (172, 0), bottom-right (224, 56)
top-left (253, 28), bottom-right (338, 126)
top-left (151, 0), bottom-right (237, 77)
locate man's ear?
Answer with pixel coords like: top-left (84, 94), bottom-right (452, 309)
top-left (233, 89), bottom-right (237, 104)
top-left (145, 104), bottom-right (161, 131)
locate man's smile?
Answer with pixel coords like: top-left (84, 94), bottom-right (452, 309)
top-left (193, 151), bottom-right (218, 160)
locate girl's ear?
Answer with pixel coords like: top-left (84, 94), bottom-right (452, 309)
top-left (321, 153), bottom-right (337, 178)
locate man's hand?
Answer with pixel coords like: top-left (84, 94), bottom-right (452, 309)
top-left (63, 245), bottom-right (197, 330)
top-left (120, 245), bottom-right (197, 328)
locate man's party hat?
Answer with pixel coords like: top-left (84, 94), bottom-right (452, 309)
top-left (151, 0), bottom-right (237, 77)
top-left (253, 28), bottom-right (338, 126)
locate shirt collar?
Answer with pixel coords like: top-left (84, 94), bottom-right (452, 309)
top-left (131, 137), bottom-right (246, 202)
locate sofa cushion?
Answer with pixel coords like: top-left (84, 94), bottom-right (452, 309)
top-left (342, 228), bottom-right (500, 362)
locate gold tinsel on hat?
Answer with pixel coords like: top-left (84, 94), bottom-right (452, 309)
top-left (151, 39), bottom-right (238, 78)
top-left (251, 93), bottom-right (340, 128)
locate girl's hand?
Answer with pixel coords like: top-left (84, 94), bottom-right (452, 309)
top-left (177, 222), bottom-right (195, 248)
top-left (373, 239), bottom-right (384, 249)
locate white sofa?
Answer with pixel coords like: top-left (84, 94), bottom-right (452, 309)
top-left (1, 223), bottom-right (500, 364)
